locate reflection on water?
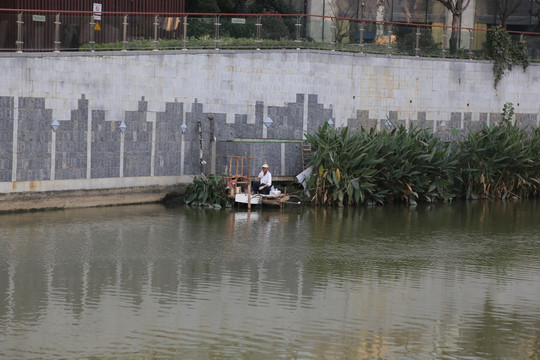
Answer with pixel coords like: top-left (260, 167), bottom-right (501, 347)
top-left (0, 201), bottom-right (539, 359)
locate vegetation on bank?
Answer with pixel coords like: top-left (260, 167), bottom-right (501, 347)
top-left (182, 103), bottom-right (539, 208)
top-left (305, 123), bottom-right (457, 206)
top-left (305, 106), bottom-right (540, 207)
top-left (458, 115), bottom-right (540, 200)
top-left (79, 37), bottom-right (337, 52)
top-left (185, 174), bottom-right (229, 207)
top-left (486, 26), bottom-right (529, 88)
top-left (77, 34), bottom-right (491, 60)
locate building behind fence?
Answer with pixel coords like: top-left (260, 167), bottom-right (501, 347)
top-left (0, 0), bottom-right (186, 51)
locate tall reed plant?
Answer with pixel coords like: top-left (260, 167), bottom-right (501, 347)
top-left (305, 118), bottom-right (540, 206)
top-left (185, 173), bottom-right (228, 206)
top-left (305, 123), bottom-right (457, 206)
top-left (456, 119), bottom-right (540, 200)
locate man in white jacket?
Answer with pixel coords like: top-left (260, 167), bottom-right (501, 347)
top-left (252, 164), bottom-right (272, 195)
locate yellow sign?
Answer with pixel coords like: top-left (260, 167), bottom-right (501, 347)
top-left (94, 22), bottom-right (101, 31)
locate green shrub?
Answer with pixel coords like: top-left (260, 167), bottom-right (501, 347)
top-left (186, 17), bottom-right (215, 39)
top-left (486, 26), bottom-right (529, 88)
top-left (305, 112), bottom-right (540, 206)
top-left (79, 36), bottom-right (321, 51)
top-left (185, 174), bottom-right (228, 206)
top-left (501, 102), bottom-right (515, 122)
top-left (374, 124), bottom-right (457, 205)
top-left (457, 118), bottom-right (540, 200)
top-left (395, 26), bottom-right (440, 56)
top-left (305, 123), bottom-right (457, 206)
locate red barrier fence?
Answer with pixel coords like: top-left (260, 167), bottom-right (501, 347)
top-left (2, 0), bottom-right (185, 12)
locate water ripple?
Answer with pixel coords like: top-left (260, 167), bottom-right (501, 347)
top-left (1, 203), bottom-right (540, 359)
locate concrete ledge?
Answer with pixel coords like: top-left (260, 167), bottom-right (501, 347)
top-left (0, 184), bottom-right (186, 213)
top-left (0, 176), bottom-right (193, 194)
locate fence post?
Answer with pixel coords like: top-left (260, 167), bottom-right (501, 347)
top-left (183, 16), bottom-right (188, 50)
top-left (442, 30), bottom-right (447, 58)
top-left (122, 15), bottom-right (128, 51)
top-left (330, 19), bottom-right (336, 51)
top-left (214, 15), bottom-right (221, 50)
top-left (295, 16), bottom-right (302, 50)
top-left (54, 14), bottom-right (61, 52)
top-left (468, 29), bottom-right (473, 59)
top-left (153, 15), bottom-right (159, 51)
top-left (415, 26), bottom-right (420, 57)
top-left (358, 20), bottom-right (364, 54)
top-left (255, 16), bottom-right (262, 50)
top-left (16, 13), bottom-right (23, 53)
top-left (89, 15), bottom-right (95, 52)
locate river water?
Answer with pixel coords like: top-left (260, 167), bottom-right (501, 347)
top-left (0, 201), bottom-right (539, 359)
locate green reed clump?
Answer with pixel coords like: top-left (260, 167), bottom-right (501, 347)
top-left (375, 125), bottom-right (458, 205)
top-left (305, 123), bottom-right (457, 206)
top-left (305, 124), bottom-right (381, 206)
top-left (306, 118), bottom-right (540, 206)
top-left (185, 173), bottom-right (228, 206)
top-left (456, 119), bottom-right (540, 200)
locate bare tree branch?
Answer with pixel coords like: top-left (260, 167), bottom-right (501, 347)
top-left (401, 0), bottom-right (427, 23)
top-left (436, 0), bottom-right (472, 15)
top-left (534, 0), bottom-right (540, 17)
top-left (495, 0), bottom-right (526, 28)
top-left (327, 0), bottom-right (359, 43)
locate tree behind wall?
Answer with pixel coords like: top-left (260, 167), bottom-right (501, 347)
top-left (249, 0), bottom-right (299, 13)
top-left (185, 0), bottom-right (220, 13)
top-left (328, 0), bottom-right (359, 43)
top-left (401, 0), bottom-right (429, 23)
top-left (185, 0), bottom-right (298, 40)
top-left (495, 0), bottom-right (526, 28)
top-left (436, 0), bottom-right (471, 54)
top-left (376, 0), bottom-right (390, 35)
top-left (186, 0), bottom-right (298, 13)
top-left (534, 1), bottom-right (540, 30)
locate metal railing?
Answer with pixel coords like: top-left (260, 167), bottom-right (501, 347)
top-left (1, 9), bottom-right (540, 61)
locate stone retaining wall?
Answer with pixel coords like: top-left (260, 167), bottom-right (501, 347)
top-left (0, 49), bottom-right (538, 209)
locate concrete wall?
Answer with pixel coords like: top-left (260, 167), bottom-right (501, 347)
top-left (0, 49), bottom-right (538, 197)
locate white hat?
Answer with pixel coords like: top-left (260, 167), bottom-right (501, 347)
top-left (262, 164), bottom-right (269, 168)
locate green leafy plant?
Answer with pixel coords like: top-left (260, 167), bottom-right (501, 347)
top-left (185, 173), bottom-right (228, 206)
top-left (305, 124), bottom-right (382, 206)
top-left (395, 26), bottom-right (440, 56)
top-left (486, 26), bottom-right (529, 88)
top-left (456, 114), bottom-right (540, 200)
top-left (305, 114), bottom-right (540, 206)
top-left (375, 124), bottom-right (458, 205)
top-left (305, 123), bottom-right (457, 207)
top-left (79, 36), bottom-right (333, 52)
top-left (501, 102), bottom-right (515, 123)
